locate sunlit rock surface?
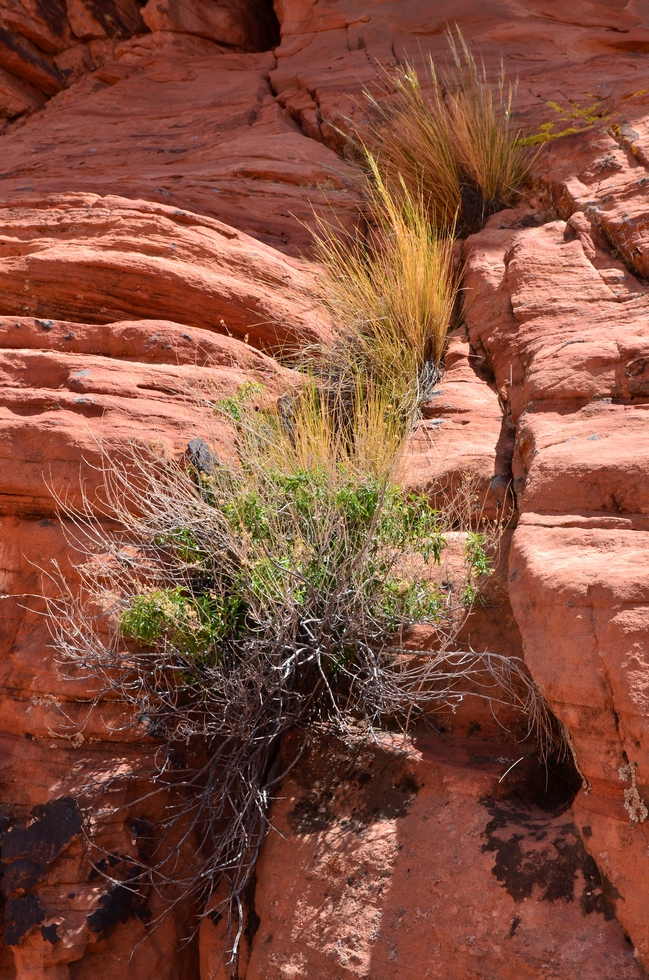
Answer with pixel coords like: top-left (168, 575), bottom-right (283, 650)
top-left (2, 1), bottom-right (649, 976)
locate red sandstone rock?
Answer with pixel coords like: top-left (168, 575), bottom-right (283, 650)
top-left (0, 193), bottom-right (332, 350)
top-left (0, 24), bottom-right (62, 95)
top-left (0, 0), bottom-right (148, 118)
top-left (0, 46), bottom-right (364, 253)
top-left (463, 203), bottom-right (649, 968)
top-left (52, 42), bottom-right (94, 85)
top-left (65, 0), bottom-right (145, 42)
top-left (400, 327), bottom-right (514, 522)
top-left (0, 0), bottom-right (73, 55)
top-left (508, 517), bottom-right (649, 962)
top-left (2, 1), bottom-right (649, 977)
top-left (0, 59), bottom-right (43, 114)
top-left (0, 728), bottom-right (201, 977)
top-left (141, 0), bottom-right (280, 52)
top-left (244, 734), bottom-right (643, 980)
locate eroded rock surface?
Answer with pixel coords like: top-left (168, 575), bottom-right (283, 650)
top-left (241, 735), bottom-right (643, 980)
top-left (462, 203), bottom-right (649, 963)
top-left (2, 0), bottom-right (649, 977)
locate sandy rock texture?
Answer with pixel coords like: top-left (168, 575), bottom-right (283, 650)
top-left (462, 202), bottom-right (649, 963)
top-left (0, 187), bottom-right (305, 977)
top-left (2, 0), bottom-right (649, 977)
top-left (243, 735), bottom-right (642, 980)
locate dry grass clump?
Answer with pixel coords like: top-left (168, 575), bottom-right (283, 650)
top-left (262, 375), bottom-right (406, 483)
top-left (311, 158), bottom-right (457, 430)
top-left (310, 31), bottom-right (531, 437)
top-left (363, 30), bottom-right (534, 234)
top-left (363, 60), bottom-right (461, 232)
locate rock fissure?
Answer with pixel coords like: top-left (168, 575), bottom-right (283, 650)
top-left (2, 2), bottom-right (649, 978)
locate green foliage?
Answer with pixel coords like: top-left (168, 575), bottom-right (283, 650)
top-left (155, 527), bottom-right (205, 565)
top-left (121, 586), bottom-right (239, 661)
top-left (465, 531), bottom-right (490, 577)
top-left (121, 456), bottom-right (450, 672)
top-left (214, 380), bottom-right (264, 423)
top-left (380, 578), bottom-right (442, 631)
top-left (519, 97), bottom-right (609, 146)
top-left (462, 531), bottom-right (492, 605)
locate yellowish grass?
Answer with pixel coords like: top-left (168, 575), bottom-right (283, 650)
top-left (445, 31), bottom-right (532, 211)
top-left (311, 156), bottom-right (457, 431)
top-left (363, 29), bottom-right (533, 234)
top-left (235, 375), bottom-right (407, 485)
top-left (363, 59), bottom-right (461, 231)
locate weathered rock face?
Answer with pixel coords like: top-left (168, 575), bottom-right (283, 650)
top-left (401, 328), bottom-right (515, 523)
top-left (0, 194), bottom-right (329, 348)
top-left (461, 202), bottom-right (649, 964)
top-left (243, 735), bottom-right (642, 980)
top-left (0, 0), bottom-right (281, 122)
top-left (141, 0), bottom-right (280, 51)
top-left (2, 0), bottom-right (649, 977)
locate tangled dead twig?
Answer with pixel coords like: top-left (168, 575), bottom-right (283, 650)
top-left (40, 409), bottom-right (564, 963)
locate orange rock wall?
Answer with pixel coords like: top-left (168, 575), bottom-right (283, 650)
top-left (1, 1), bottom-right (649, 977)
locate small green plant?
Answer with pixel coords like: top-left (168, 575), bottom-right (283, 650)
top-left (119, 468), bottom-right (447, 663)
top-left (519, 97), bottom-right (610, 146)
top-left (121, 587), bottom-right (240, 660)
top-left (214, 380), bottom-right (264, 423)
top-left (462, 531), bottom-right (493, 605)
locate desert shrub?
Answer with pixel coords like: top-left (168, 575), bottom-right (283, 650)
top-left (47, 382), bottom-right (554, 959)
top-left (362, 29), bottom-right (534, 234)
top-left (43, 36), bottom-right (556, 961)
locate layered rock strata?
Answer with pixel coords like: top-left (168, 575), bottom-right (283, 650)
top-left (464, 203), bottom-right (649, 964)
top-left (2, 1), bottom-right (649, 977)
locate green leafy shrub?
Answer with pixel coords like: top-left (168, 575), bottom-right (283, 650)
top-left (48, 381), bottom-right (554, 959)
top-left (121, 587), bottom-right (239, 660)
top-left (120, 469), bottom-right (446, 663)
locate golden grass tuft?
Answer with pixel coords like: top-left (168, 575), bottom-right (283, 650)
top-left (311, 156), bottom-right (457, 436)
top-left (363, 59), bottom-right (461, 232)
top-left (229, 374), bottom-right (408, 488)
top-left (362, 29), bottom-right (534, 234)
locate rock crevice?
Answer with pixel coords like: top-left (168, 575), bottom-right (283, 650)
top-left (2, 1), bottom-right (649, 977)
